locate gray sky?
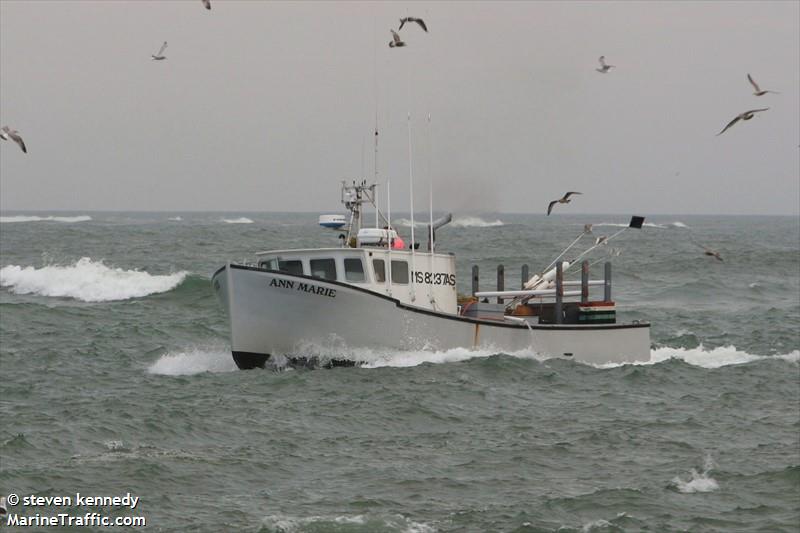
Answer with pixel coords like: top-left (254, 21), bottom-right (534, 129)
top-left (1, 1), bottom-right (798, 215)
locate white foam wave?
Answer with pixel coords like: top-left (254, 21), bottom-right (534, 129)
top-left (672, 454), bottom-right (719, 493)
top-left (593, 221), bottom-right (672, 229)
top-left (222, 217), bottom-right (253, 224)
top-left (451, 216), bottom-right (504, 228)
top-left (0, 215), bottom-right (92, 223)
top-left (642, 345), bottom-right (799, 369)
top-left (168, 216), bottom-right (183, 221)
top-left (289, 343), bottom-right (798, 370)
top-left (0, 258), bottom-right (187, 302)
top-left (394, 216), bottom-right (504, 228)
top-left (148, 346), bottom-right (237, 376)
top-left (393, 218), bottom-right (426, 228)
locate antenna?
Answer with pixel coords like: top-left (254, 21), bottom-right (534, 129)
top-left (373, 10), bottom-right (379, 229)
top-left (407, 111), bottom-right (416, 301)
top-left (427, 112), bottom-right (434, 254)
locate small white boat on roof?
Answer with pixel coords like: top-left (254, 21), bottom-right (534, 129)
top-left (212, 180), bottom-right (651, 369)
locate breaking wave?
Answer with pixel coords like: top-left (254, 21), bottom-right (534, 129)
top-left (592, 221), bottom-right (688, 229)
top-left (635, 345), bottom-right (798, 369)
top-left (671, 454), bottom-right (720, 493)
top-left (394, 217), bottom-right (504, 228)
top-left (393, 218), bottom-right (426, 228)
top-left (222, 217), bottom-right (253, 224)
top-left (148, 345), bottom-right (236, 375)
top-left (168, 216), bottom-right (183, 221)
top-left (264, 343), bottom-right (798, 370)
top-left (0, 215), bottom-right (92, 223)
top-left (0, 258), bottom-right (188, 302)
top-left (451, 216), bottom-right (504, 228)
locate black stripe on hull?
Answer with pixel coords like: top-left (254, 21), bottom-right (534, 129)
top-left (232, 351), bottom-right (361, 370)
top-left (232, 351), bottom-right (270, 370)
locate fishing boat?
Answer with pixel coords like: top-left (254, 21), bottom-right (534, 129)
top-left (212, 180), bottom-right (651, 369)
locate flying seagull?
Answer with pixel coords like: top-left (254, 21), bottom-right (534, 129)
top-left (389, 29), bottom-right (406, 48)
top-left (596, 56), bottom-right (614, 73)
top-left (703, 248), bottom-right (723, 261)
top-left (201, 0), bottom-right (211, 9)
top-left (716, 108), bottom-right (769, 136)
top-left (547, 191), bottom-right (582, 215)
top-left (151, 41), bottom-right (167, 61)
top-left (0, 126), bottom-right (27, 153)
top-left (747, 73), bottom-right (778, 96)
top-left (691, 240), bottom-right (723, 261)
top-left (399, 17), bottom-right (428, 32)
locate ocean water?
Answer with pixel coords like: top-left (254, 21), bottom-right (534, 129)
top-left (0, 211), bottom-right (798, 532)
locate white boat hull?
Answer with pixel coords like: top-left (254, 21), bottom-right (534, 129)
top-left (212, 264), bottom-right (651, 369)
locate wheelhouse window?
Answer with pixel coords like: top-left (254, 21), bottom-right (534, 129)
top-left (259, 258), bottom-right (278, 270)
top-left (310, 258), bottom-right (337, 280)
top-left (391, 260), bottom-right (409, 284)
top-left (277, 260), bottom-right (303, 275)
top-left (373, 259), bottom-right (386, 282)
top-left (344, 258), bottom-right (366, 282)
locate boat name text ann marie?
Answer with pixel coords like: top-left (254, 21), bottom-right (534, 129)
top-left (269, 278), bottom-right (337, 298)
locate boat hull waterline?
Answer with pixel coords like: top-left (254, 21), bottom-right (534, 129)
top-left (212, 264), bottom-right (651, 369)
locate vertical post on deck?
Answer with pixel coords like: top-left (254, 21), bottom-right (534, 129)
top-left (555, 262), bottom-right (563, 324)
top-left (521, 264), bottom-right (529, 289)
top-left (581, 260), bottom-right (589, 304)
top-left (496, 264), bottom-right (504, 304)
top-left (604, 261), bottom-right (612, 302)
top-left (472, 265), bottom-right (479, 297)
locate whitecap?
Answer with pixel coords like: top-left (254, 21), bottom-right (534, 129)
top-left (0, 258), bottom-right (187, 302)
top-left (393, 218), bottom-right (427, 228)
top-left (0, 215), bottom-right (92, 223)
top-left (148, 346), bottom-right (237, 376)
top-left (222, 217), bottom-right (253, 224)
top-left (168, 216), bottom-right (183, 221)
top-left (450, 216), bottom-right (504, 228)
top-left (593, 221), bottom-right (667, 229)
top-left (672, 454), bottom-right (719, 493)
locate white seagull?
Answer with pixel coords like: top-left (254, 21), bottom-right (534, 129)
top-left (0, 126), bottom-right (27, 153)
top-left (547, 191), bottom-right (582, 216)
top-left (389, 30), bottom-right (406, 48)
top-left (201, 0), bottom-right (211, 10)
top-left (596, 56), bottom-right (615, 73)
top-left (716, 108), bottom-right (769, 136)
top-left (151, 41), bottom-right (168, 61)
top-left (747, 74), bottom-right (778, 96)
top-left (399, 17), bottom-right (428, 32)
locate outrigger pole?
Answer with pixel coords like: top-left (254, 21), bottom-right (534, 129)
top-left (510, 216), bottom-right (645, 309)
top-left (564, 216), bottom-right (644, 274)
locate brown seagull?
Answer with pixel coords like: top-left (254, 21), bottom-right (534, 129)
top-left (0, 126), bottom-right (27, 153)
top-left (399, 17), bottom-right (428, 32)
top-left (747, 74), bottom-right (778, 96)
top-left (201, 0), bottom-right (211, 9)
top-left (716, 108), bottom-right (769, 136)
top-left (547, 191), bottom-right (581, 215)
top-left (703, 248), bottom-right (723, 261)
top-left (389, 29), bottom-right (406, 48)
